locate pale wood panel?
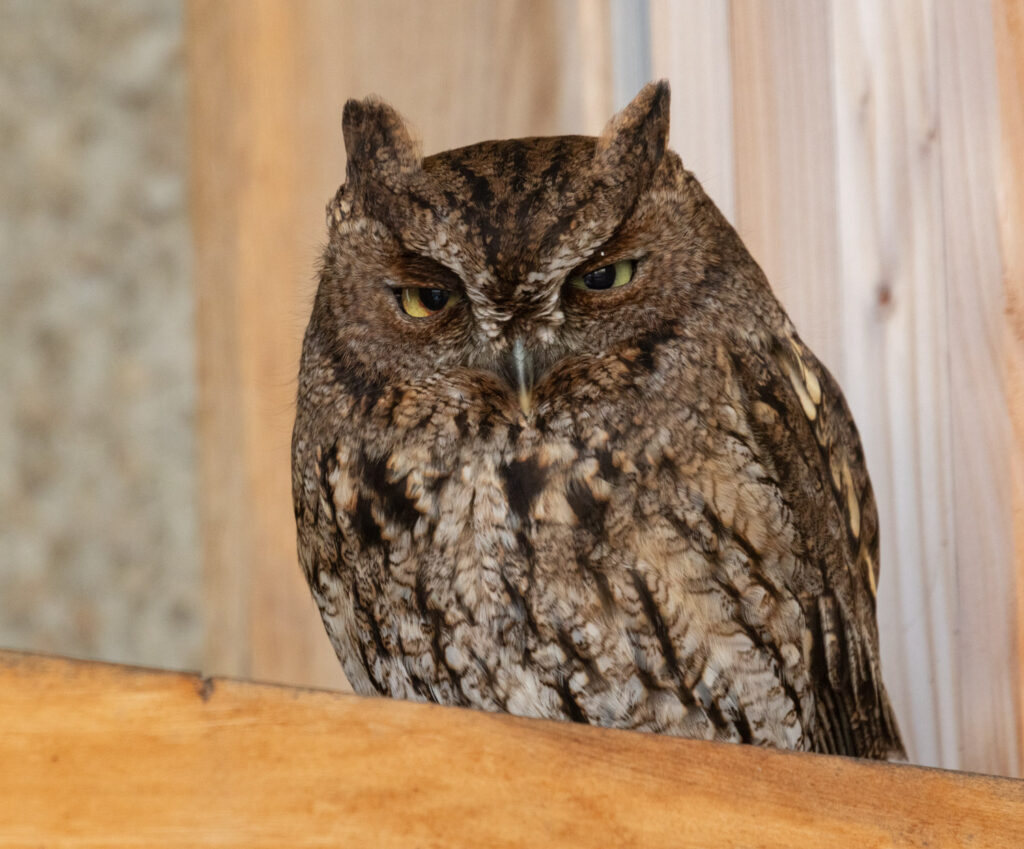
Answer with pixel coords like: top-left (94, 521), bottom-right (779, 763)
top-left (187, 1), bottom-right (614, 690)
top-left (938, 0), bottom-right (1020, 777)
top-left (730, 1), bottom-right (841, 370)
top-left (649, 0), bottom-right (735, 223)
top-left (991, 0), bottom-right (1024, 770)
top-left (994, 0), bottom-right (1024, 769)
top-left (2, 650), bottom-right (1022, 848)
top-left (828, 0), bottom-right (961, 770)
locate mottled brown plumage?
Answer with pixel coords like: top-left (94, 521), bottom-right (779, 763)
top-left (292, 82), bottom-right (904, 759)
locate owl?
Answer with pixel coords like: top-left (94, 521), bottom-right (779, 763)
top-left (292, 81), bottom-right (905, 760)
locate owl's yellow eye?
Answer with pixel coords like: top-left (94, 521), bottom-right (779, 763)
top-left (569, 260), bottom-right (635, 291)
top-left (398, 287), bottom-right (458, 318)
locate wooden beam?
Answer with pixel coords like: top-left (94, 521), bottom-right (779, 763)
top-left (186, 0), bottom-right (613, 690)
top-left (1, 650), bottom-right (1022, 848)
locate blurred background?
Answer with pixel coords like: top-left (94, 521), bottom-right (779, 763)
top-left (1, 0), bottom-right (1021, 780)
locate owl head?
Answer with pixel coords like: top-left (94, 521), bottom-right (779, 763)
top-left (307, 81), bottom-right (756, 423)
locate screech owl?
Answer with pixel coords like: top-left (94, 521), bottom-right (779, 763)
top-left (292, 81), bottom-right (905, 759)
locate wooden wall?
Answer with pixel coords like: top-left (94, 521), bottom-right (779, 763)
top-left (188, 0), bottom-right (1024, 777)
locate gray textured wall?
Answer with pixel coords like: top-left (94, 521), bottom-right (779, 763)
top-left (0, 0), bottom-right (201, 669)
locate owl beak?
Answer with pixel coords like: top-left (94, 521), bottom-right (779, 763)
top-left (511, 338), bottom-right (534, 415)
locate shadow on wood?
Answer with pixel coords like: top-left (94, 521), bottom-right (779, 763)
top-left (0, 650), bottom-right (1021, 847)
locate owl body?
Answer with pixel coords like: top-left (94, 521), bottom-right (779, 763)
top-left (293, 83), bottom-right (904, 758)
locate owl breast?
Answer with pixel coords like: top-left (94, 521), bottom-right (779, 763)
top-left (301, 330), bottom-right (815, 750)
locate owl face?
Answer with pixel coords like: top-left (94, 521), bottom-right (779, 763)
top-left (313, 82), bottom-right (730, 423)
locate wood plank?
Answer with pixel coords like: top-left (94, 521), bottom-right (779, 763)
top-left (730, 1), bottom-right (841, 369)
top-left (187, 0), bottom-right (346, 690)
top-left (828, 0), bottom-right (961, 771)
top-left (186, 1), bottom-right (613, 690)
top-left (187, 2), bottom-right (249, 681)
top-left (994, 0), bottom-right (1024, 769)
top-left (1, 650), bottom-right (1021, 848)
top-left (303, 0), bottom-right (613, 155)
top-left (937, 0), bottom-right (1020, 777)
top-left (649, 0), bottom-right (735, 222)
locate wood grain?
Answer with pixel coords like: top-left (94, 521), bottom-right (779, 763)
top-left (828, 0), bottom-right (961, 772)
top-left (995, 0), bottom-right (1024, 768)
top-left (730, 1), bottom-right (841, 370)
top-left (938, 0), bottom-right (1020, 777)
top-left (649, 0), bottom-right (735, 222)
top-left (187, 0), bottom-right (346, 690)
top-left (186, 0), bottom-right (613, 690)
top-left (1, 650), bottom-right (1021, 848)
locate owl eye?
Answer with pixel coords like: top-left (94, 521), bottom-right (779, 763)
top-left (398, 287), bottom-right (458, 318)
top-left (569, 260), bottom-right (635, 291)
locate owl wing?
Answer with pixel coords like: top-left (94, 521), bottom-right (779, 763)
top-left (729, 330), bottom-right (905, 759)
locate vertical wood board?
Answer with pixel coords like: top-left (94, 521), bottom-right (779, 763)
top-left (188, 2), bottom-right (252, 681)
top-left (730, 1), bottom-right (842, 371)
top-left (187, 0), bottom-right (347, 690)
top-left (828, 0), bottom-right (961, 771)
top-left (937, 0), bottom-right (1017, 775)
top-left (994, 0), bottom-right (1024, 771)
top-left (649, 0), bottom-right (735, 223)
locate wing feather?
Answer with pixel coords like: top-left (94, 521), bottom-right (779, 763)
top-left (730, 331), bottom-right (905, 759)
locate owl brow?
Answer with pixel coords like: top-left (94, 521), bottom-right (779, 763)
top-left (569, 230), bottom-right (644, 277)
top-left (388, 254), bottom-right (465, 290)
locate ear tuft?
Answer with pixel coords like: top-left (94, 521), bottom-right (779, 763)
top-left (594, 80), bottom-right (671, 180)
top-left (342, 96), bottom-right (422, 181)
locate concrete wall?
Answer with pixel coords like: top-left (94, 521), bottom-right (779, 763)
top-left (0, 0), bottom-right (200, 669)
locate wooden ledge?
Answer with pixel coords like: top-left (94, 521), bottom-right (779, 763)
top-left (1, 650), bottom-right (1021, 847)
